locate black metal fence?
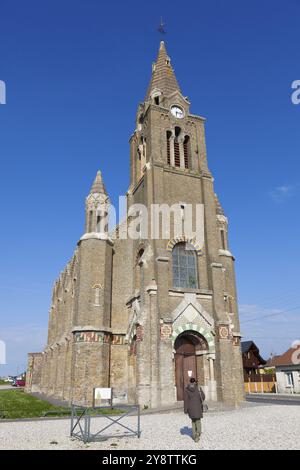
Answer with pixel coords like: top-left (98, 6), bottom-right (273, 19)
top-left (70, 404), bottom-right (141, 443)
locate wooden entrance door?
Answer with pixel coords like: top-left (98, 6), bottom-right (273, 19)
top-left (175, 335), bottom-right (197, 401)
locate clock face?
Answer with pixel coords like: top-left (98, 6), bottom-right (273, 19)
top-left (171, 105), bottom-right (184, 119)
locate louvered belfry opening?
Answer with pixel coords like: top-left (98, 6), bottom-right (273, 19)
top-left (174, 142), bottom-right (180, 167)
top-left (166, 131), bottom-right (172, 165)
top-left (174, 126), bottom-right (181, 167)
top-left (183, 135), bottom-right (190, 169)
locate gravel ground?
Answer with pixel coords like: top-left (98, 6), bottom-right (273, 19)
top-left (0, 404), bottom-right (299, 450)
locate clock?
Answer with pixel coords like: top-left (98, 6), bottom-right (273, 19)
top-left (170, 105), bottom-right (184, 119)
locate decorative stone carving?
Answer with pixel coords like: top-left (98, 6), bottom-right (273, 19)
top-left (167, 236), bottom-right (203, 255)
top-left (218, 324), bottom-right (232, 340)
top-left (74, 331), bottom-right (110, 344)
top-left (160, 323), bottom-right (172, 340)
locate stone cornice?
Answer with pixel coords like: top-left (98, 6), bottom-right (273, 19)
top-left (169, 288), bottom-right (213, 297)
top-left (78, 233), bottom-right (114, 246)
top-left (146, 284), bottom-right (158, 295)
top-left (218, 249), bottom-right (234, 260)
top-left (72, 326), bottom-right (112, 334)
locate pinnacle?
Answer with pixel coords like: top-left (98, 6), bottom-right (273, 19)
top-left (90, 170), bottom-right (107, 195)
top-left (145, 41), bottom-right (181, 100)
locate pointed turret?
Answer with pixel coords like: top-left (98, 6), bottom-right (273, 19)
top-left (82, 169), bottom-right (110, 237)
top-left (90, 170), bottom-right (107, 195)
top-left (145, 41), bottom-right (181, 101)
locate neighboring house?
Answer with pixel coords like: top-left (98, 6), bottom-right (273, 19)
top-left (242, 341), bottom-right (276, 393)
top-left (266, 345), bottom-right (300, 394)
top-left (241, 341), bottom-right (267, 379)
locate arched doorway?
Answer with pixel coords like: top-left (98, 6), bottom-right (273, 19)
top-left (174, 331), bottom-right (208, 401)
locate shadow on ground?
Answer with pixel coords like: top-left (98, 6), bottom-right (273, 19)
top-left (180, 426), bottom-right (192, 439)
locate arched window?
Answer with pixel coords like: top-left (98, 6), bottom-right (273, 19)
top-left (135, 248), bottom-right (144, 290)
top-left (183, 135), bottom-right (190, 169)
top-left (88, 210), bottom-right (93, 232)
top-left (172, 242), bottom-right (198, 289)
top-left (130, 335), bottom-right (137, 356)
top-left (220, 229), bottom-right (227, 250)
top-left (166, 131), bottom-right (172, 165)
top-left (96, 215), bottom-right (101, 233)
top-left (174, 127), bottom-right (181, 167)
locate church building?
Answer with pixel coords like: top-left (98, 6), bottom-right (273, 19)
top-left (26, 42), bottom-right (245, 408)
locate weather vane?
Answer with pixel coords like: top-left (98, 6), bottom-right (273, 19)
top-left (157, 17), bottom-right (166, 35)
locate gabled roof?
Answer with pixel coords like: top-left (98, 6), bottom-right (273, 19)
top-left (241, 340), bottom-right (254, 354)
top-left (241, 340), bottom-right (266, 365)
top-left (145, 41), bottom-right (181, 100)
top-left (266, 345), bottom-right (300, 367)
top-left (265, 355), bottom-right (281, 367)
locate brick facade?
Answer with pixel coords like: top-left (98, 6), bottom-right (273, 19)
top-left (26, 41), bottom-right (245, 408)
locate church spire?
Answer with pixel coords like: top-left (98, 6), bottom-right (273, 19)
top-left (82, 169), bottom-right (110, 237)
top-left (90, 170), bottom-right (107, 195)
top-left (145, 41), bottom-right (181, 101)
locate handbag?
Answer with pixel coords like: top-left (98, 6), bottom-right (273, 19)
top-left (199, 385), bottom-right (208, 413)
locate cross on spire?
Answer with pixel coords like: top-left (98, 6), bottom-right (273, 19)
top-left (157, 17), bottom-right (166, 35)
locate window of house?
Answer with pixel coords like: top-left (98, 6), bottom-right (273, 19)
top-left (172, 242), bottom-right (198, 289)
top-left (285, 372), bottom-right (294, 387)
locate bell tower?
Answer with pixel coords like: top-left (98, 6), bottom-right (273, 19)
top-left (127, 41), bottom-right (244, 407)
top-left (130, 41), bottom-right (211, 190)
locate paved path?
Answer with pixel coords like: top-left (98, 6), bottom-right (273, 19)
top-left (246, 394), bottom-right (300, 406)
top-left (0, 403), bottom-right (299, 450)
top-left (0, 385), bottom-right (13, 390)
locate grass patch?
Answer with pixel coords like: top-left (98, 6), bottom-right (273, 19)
top-left (0, 389), bottom-right (68, 419)
top-left (0, 389), bottom-right (126, 419)
top-left (0, 380), bottom-right (10, 386)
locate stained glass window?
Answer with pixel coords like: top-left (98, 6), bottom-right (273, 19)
top-left (172, 242), bottom-right (198, 289)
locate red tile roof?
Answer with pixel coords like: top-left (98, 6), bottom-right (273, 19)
top-left (266, 345), bottom-right (300, 367)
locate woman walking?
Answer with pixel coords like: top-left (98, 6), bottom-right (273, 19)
top-left (184, 377), bottom-right (205, 442)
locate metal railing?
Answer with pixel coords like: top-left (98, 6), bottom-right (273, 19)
top-left (70, 404), bottom-right (141, 443)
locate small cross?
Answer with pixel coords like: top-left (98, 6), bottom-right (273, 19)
top-left (157, 17), bottom-right (166, 35)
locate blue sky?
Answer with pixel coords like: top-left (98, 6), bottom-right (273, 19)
top-left (0, 0), bottom-right (299, 376)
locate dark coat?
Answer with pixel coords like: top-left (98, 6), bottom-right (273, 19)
top-left (184, 383), bottom-right (205, 420)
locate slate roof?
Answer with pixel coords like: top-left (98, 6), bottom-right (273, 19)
top-left (145, 41), bottom-right (181, 100)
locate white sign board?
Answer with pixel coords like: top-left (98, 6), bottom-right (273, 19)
top-left (93, 387), bottom-right (112, 407)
